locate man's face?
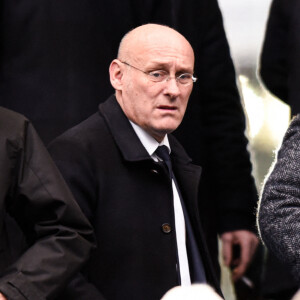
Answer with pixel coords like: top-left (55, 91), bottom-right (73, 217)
top-left (114, 28), bottom-right (195, 142)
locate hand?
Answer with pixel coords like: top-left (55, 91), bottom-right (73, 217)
top-left (220, 230), bottom-right (259, 282)
top-left (0, 293), bottom-right (7, 300)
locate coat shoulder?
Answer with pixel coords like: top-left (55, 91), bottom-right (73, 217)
top-left (0, 107), bottom-right (29, 139)
top-left (49, 111), bottom-right (107, 147)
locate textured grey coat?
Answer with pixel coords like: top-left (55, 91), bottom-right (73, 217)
top-left (258, 114), bottom-right (300, 283)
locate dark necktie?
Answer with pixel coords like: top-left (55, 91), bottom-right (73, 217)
top-left (155, 145), bottom-right (206, 283)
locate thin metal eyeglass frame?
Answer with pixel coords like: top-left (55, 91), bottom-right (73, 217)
top-left (120, 61), bottom-right (197, 85)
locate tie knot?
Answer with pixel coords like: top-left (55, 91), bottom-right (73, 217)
top-left (155, 145), bottom-right (171, 163)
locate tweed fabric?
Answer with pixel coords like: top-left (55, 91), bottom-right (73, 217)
top-left (258, 114), bottom-right (300, 283)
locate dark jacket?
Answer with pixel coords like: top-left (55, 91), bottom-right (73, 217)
top-left (48, 95), bottom-right (222, 300)
top-left (260, 0), bottom-right (300, 116)
top-left (0, 0), bottom-right (257, 276)
top-left (0, 107), bottom-right (95, 300)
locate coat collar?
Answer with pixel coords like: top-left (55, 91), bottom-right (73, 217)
top-left (99, 95), bottom-right (203, 249)
top-left (99, 95), bottom-right (150, 162)
top-left (99, 95), bottom-right (193, 166)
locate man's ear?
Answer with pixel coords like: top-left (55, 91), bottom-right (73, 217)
top-left (109, 59), bottom-right (124, 90)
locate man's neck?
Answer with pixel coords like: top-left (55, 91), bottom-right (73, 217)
top-left (129, 121), bottom-right (170, 157)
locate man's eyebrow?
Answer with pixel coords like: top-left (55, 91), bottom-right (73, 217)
top-left (176, 68), bottom-right (194, 74)
top-left (146, 62), bottom-right (170, 70)
top-left (146, 62), bottom-right (193, 73)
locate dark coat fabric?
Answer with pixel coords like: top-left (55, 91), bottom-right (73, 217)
top-left (0, 0), bottom-right (257, 276)
top-left (260, 0), bottom-right (300, 116)
top-left (48, 95), bottom-right (222, 300)
top-left (0, 107), bottom-right (95, 300)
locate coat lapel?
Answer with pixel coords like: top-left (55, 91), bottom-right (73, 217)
top-left (169, 135), bottom-right (202, 223)
top-left (99, 95), bottom-right (151, 162)
top-left (99, 95), bottom-right (203, 210)
top-left (170, 136), bottom-right (222, 295)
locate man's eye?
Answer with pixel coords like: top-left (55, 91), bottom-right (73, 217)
top-left (149, 71), bottom-right (167, 78)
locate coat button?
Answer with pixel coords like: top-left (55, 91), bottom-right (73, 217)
top-left (161, 223), bottom-right (172, 234)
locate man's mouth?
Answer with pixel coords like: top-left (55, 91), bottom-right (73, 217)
top-left (157, 105), bottom-right (177, 110)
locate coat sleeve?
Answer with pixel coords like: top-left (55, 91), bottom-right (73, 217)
top-left (174, 0), bottom-right (258, 234)
top-left (0, 120), bottom-right (95, 300)
top-left (259, 0), bottom-right (289, 102)
top-left (258, 114), bottom-right (300, 283)
top-left (48, 135), bottom-right (106, 299)
top-left (57, 273), bottom-right (107, 300)
top-left (200, 0), bottom-right (258, 234)
top-left (259, 0), bottom-right (300, 115)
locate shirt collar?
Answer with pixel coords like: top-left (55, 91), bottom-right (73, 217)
top-left (129, 121), bottom-right (170, 157)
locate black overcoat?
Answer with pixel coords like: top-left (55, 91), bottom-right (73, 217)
top-left (48, 96), bottom-right (222, 300)
top-left (0, 107), bottom-right (94, 300)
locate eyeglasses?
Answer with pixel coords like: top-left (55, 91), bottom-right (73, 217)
top-left (120, 61), bottom-right (197, 86)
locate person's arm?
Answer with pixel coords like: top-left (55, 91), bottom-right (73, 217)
top-left (258, 115), bottom-right (300, 283)
top-left (192, 0), bottom-right (260, 280)
top-left (260, 0), bottom-right (300, 115)
top-left (202, 3), bottom-right (260, 279)
top-left (259, 0), bottom-right (288, 102)
top-left (57, 273), bottom-right (107, 300)
top-left (176, 0), bottom-right (258, 233)
top-left (0, 120), bottom-right (95, 300)
top-left (48, 135), bottom-right (106, 299)
top-left (200, 0), bottom-right (258, 234)
top-left (176, 0), bottom-right (259, 277)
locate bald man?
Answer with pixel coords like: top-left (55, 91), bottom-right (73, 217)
top-left (49, 24), bottom-right (222, 300)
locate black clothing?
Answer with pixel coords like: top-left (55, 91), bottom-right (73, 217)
top-left (0, 0), bottom-right (257, 276)
top-left (155, 145), bottom-right (207, 284)
top-left (0, 107), bottom-right (94, 300)
top-left (260, 0), bottom-right (300, 115)
top-left (49, 95), bottom-right (222, 300)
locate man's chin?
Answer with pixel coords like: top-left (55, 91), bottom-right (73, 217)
top-left (157, 119), bottom-right (182, 131)
top-left (151, 126), bottom-right (180, 141)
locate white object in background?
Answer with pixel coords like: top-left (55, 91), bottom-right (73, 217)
top-left (161, 284), bottom-right (223, 300)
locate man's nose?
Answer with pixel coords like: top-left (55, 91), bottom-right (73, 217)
top-left (164, 77), bottom-right (181, 97)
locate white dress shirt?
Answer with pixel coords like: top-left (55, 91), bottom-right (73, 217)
top-left (130, 121), bottom-right (191, 286)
